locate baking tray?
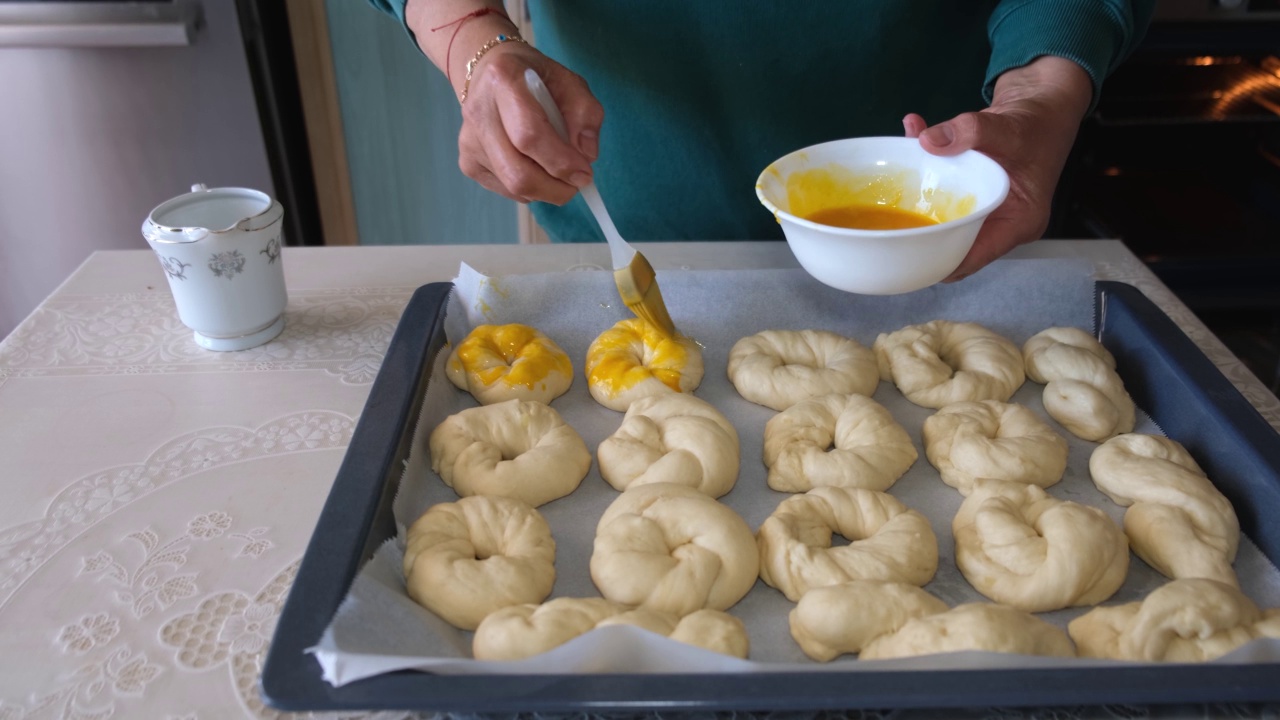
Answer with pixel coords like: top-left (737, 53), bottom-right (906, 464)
top-left (260, 280), bottom-right (1280, 713)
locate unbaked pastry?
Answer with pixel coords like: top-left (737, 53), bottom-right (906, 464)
top-left (1070, 578), bottom-right (1280, 662)
top-left (473, 597), bottom-right (750, 660)
top-left (1023, 327), bottom-right (1136, 441)
top-left (727, 329), bottom-right (878, 411)
top-left (763, 393), bottom-right (917, 493)
top-left (757, 486), bottom-right (938, 602)
top-left (1089, 433), bottom-right (1240, 587)
top-left (860, 602), bottom-right (1077, 660)
top-left (585, 318), bottom-right (704, 412)
top-left (429, 398), bottom-right (591, 507)
top-left (874, 320), bottom-right (1025, 409)
top-left (447, 323), bottom-right (573, 405)
top-left (590, 482), bottom-right (759, 616)
top-left (597, 393), bottom-right (740, 498)
top-left (953, 479), bottom-right (1129, 613)
top-left (403, 495), bottom-right (555, 630)
top-left (922, 400), bottom-right (1068, 496)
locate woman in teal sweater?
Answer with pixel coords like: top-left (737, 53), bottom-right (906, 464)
top-left (370, 0), bottom-right (1152, 281)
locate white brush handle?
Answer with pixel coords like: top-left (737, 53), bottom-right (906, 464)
top-left (524, 68), bottom-right (634, 270)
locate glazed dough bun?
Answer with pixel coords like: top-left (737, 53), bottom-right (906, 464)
top-left (473, 598), bottom-right (749, 661)
top-left (590, 482), bottom-right (759, 616)
top-left (922, 400), bottom-right (1068, 496)
top-left (429, 399), bottom-right (591, 507)
top-left (953, 480), bottom-right (1129, 613)
top-left (727, 329), bottom-right (878, 411)
top-left (757, 486), bottom-right (938, 602)
top-left (1069, 578), bottom-right (1280, 662)
top-left (597, 393), bottom-right (740, 498)
top-left (1023, 326), bottom-right (1136, 441)
top-left (585, 318), bottom-right (704, 412)
top-left (790, 581), bottom-right (1075, 662)
top-left (763, 393), bottom-right (917, 493)
top-left (447, 323), bottom-right (573, 405)
top-left (403, 495), bottom-right (555, 630)
top-left (1089, 433), bottom-right (1240, 587)
top-left (874, 320), bottom-right (1025, 409)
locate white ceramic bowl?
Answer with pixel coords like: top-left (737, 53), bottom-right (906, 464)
top-left (756, 136), bottom-right (1010, 294)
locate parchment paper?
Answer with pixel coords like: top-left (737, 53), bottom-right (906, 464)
top-left (311, 259), bottom-right (1280, 685)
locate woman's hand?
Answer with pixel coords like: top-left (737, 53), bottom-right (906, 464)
top-left (903, 56), bottom-right (1093, 281)
top-left (406, 1), bottom-right (603, 205)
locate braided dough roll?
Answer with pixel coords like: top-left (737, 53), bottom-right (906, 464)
top-left (727, 329), bottom-right (878, 411)
top-left (763, 393), bottom-right (917, 493)
top-left (922, 400), bottom-right (1068, 496)
top-left (446, 323), bottom-right (574, 405)
top-left (473, 597), bottom-right (749, 661)
top-left (1023, 327), bottom-right (1136, 441)
top-left (598, 393), bottom-right (740, 498)
top-left (591, 483), bottom-right (759, 616)
top-left (585, 318), bottom-right (704, 412)
top-left (757, 486), bottom-right (938, 602)
top-left (429, 399), bottom-right (591, 507)
top-left (1089, 433), bottom-right (1240, 587)
top-left (1070, 578), bottom-right (1280, 662)
top-left (953, 480), bottom-right (1129, 613)
top-left (403, 495), bottom-right (555, 630)
top-left (790, 581), bottom-right (1075, 661)
top-left (874, 320), bottom-right (1025, 409)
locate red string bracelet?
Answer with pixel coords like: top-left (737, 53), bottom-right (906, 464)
top-left (431, 7), bottom-right (511, 91)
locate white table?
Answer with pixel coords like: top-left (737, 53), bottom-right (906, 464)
top-left (0, 241), bottom-right (1276, 719)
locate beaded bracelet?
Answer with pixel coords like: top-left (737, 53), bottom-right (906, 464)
top-left (461, 32), bottom-right (528, 103)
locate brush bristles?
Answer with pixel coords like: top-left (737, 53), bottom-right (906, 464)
top-left (614, 251), bottom-right (679, 337)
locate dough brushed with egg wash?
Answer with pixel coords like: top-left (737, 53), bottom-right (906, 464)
top-left (585, 318), bottom-right (704, 412)
top-left (447, 323), bottom-right (573, 405)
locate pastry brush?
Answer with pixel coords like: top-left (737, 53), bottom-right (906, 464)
top-left (524, 69), bottom-right (679, 338)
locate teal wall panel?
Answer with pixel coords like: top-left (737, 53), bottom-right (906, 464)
top-left (324, 0), bottom-right (517, 245)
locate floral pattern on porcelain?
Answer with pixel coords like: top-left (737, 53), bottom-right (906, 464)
top-left (209, 251), bottom-right (247, 280)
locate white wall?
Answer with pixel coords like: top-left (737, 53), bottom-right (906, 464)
top-left (0, 0), bottom-right (273, 339)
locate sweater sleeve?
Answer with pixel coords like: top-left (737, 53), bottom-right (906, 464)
top-left (364, 0), bottom-right (417, 40)
top-left (984, 0), bottom-right (1156, 110)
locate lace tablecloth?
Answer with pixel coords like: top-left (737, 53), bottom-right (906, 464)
top-left (0, 241), bottom-right (1276, 720)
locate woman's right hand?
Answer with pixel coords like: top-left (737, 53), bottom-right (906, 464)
top-left (406, 1), bottom-right (603, 205)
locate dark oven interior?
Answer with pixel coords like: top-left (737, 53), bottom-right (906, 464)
top-left (1054, 0), bottom-right (1280, 394)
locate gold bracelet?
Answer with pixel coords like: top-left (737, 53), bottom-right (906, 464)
top-left (460, 31), bottom-right (527, 103)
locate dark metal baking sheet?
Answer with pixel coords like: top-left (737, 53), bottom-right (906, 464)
top-left (260, 280), bottom-right (1280, 713)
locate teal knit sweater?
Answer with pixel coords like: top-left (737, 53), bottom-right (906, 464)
top-left (369, 1), bottom-right (1153, 243)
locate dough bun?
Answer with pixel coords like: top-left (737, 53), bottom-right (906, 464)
top-left (598, 393), bottom-right (740, 498)
top-left (874, 320), bottom-right (1025, 409)
top-left (429, 398), bottom-right (591, 507)
top-left (727, 329), bottom-right (878, 411)
top-left (585, 318), bottom-right (704, 412)
top-left (403, 495), bottom-right (555, 630)
top-left (1023, 326), bottom-right (1135, 441)
top-left (447, 323), bottom-right (573, 405)
top-left (922, 400), bottom-right (1068, 496)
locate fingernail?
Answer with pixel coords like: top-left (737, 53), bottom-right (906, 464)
top-left (923, 124), bottom-right (954, 148)
top-left (570, 172), bottom-right (592, 188)
top-left (579, 129), bottom-right (599, 161)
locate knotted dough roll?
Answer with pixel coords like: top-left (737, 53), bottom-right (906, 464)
top-left (473, 597), bottom-right (749, 660)
top-left (922, 400), bottom-right (1068, 496)
top-left (1089, 433), bottom-right (1240, 588)
top-left (953, 479), bottom-right (1129, 613)
top-left (874, 320), bottom-right (1025, 409)
top-left (763, 393), bottom-right (917, 493)
top-left (727, 329), bottom-right (878, 411)
top-left (446, 323), bottom-right (573, 405)
top-left (585, 317), bottom-right (704, 412)
top-left (1070, 578), bottom-right (1280, 662)
top-left (590, 482), bottom-right (758, 616)
top-left (757, 486), bottom-right (938, 602)
top-left (429, 399), bottom-right (591, 507)
top-left (790, 581), bottom-right (1075, 662)
top-left (1023, 327), bottom-right (1136, 441)
top-left (597, 393), bottom-right (739, 498)
top-left (403, 495), bottom-right (555, 630)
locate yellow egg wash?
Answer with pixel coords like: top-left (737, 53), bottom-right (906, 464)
top-left (588, 319), bottom-right (689, 395)
top-left (784, 165), bottom-right (976, 230)
top-left (456, 324), bottom-right (571, 390)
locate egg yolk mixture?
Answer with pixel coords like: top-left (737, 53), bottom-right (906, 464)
top-left (588, 319), bottom-right (689, 394)
top-left (804, 204), bottom-right (938, 230)
top-left (454, 324), bottom-right (571, 390)
top-left (784, 165), bottom-right (975, 231)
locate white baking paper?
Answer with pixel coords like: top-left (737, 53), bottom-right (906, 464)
top-left (311, 259), bottom-right (1280, 685)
